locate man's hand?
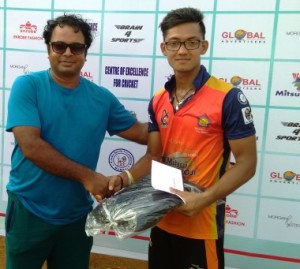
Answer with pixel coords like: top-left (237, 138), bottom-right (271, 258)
top-left (107, 175), bottom-right (124, 194)
top-left (170, 187), bottom-right (210, 217)
top-left (82, 172), bottom-right (110, 202)
top-left (92, 174), bottom-right (124, 202)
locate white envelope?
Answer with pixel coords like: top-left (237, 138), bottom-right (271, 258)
top-left (151, 160), bottom-right (184, 193)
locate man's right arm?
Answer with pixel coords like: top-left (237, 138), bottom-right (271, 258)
top-left (13, 126), bottom-right (108, 199)
top-left (117, 121), bottom-right (148, 145)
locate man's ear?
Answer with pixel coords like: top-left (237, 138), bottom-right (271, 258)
top-left (200, 40), bottom-right (209, 55)
top-left (160, 42), bottom-right (167, 56)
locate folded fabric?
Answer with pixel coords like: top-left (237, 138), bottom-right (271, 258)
top-left (85, 176), bottom-right (187, 239)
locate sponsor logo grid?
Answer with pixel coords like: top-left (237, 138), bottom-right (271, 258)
top-left (0, 0), bottom-right (299, 268)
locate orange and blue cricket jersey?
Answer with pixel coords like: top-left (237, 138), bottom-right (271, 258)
top-left (148, 65), bottom-right (256, 240)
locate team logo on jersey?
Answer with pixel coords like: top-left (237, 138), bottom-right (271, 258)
top-left (195, 114), bottom-right (211, 133)
top-left (197, 114), bottom-right (211, 127)
top-left (241, 106), bottom-right (253, 124)
top-left (109, 148), bottom-right (134, 172)
top-left (160, 109), bottom-right (169, 128)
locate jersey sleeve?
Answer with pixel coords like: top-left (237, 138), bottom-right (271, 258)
top-left (148, 97), bottom-right (159, 132)
top-left (6, 75), bottom-right (41, 132)
top-left (222, 88), bottom-right (256, 140)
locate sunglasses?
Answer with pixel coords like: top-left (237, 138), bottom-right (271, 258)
top-left (49, 41), bottom-right (87, 55)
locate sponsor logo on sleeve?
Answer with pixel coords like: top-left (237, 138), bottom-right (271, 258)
top-left (241, 106), bottom-right (253, 124)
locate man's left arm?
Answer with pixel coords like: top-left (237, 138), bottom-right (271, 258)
top-left (171, 134), bottom-right (257, 216)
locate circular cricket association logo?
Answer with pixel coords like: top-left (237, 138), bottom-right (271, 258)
top-left (109, 148), bottom-right (135, 172)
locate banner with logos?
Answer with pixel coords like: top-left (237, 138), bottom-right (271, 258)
top-left (0, 0), bottom-right (299, 268)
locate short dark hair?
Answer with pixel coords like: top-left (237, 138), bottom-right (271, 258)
top-left (159, 7), bottom-right (206, 40)
top-left (43, 13), bottom-right (93, 49)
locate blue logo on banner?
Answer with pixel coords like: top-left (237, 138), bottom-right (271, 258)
top-left (109, 148), bottom-right (135, 172)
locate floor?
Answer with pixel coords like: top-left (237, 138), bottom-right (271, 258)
top-left (0, 236), bottom-right (147, 269)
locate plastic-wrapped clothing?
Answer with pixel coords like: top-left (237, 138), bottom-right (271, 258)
top-left (85, 176), bottom-right (190, 239)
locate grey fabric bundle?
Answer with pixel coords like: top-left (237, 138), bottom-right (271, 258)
top-left (85, 176), bottom-right (185, 239)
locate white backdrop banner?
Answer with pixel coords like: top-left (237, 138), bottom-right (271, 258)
top-left (0, 0), bottom-right (299, 268)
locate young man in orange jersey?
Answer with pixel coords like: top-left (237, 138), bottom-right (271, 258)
top-left (109, 7), bottom-right (257, 269)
